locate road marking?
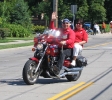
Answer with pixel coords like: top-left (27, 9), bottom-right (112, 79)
top-left (84, 42), bottom-right (112, 49)
top-left (59, 82), bottom-right (93, 100)
top-left (47, 82), bottom-right (85, 100)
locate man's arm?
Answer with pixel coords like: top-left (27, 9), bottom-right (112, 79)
top-left (66, 30), bottom-right (75, 45)
top-left (60, 30), bottom-right (75, 45)
top-left (49, 21), bottom-right (56, 29)
top-left (49, 12), bottom-right (57, 29)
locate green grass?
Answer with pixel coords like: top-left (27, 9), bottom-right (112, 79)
top-left (0, 42), bottom-right (33, 50)
top-left (0, 34), bottom-right (35, 43)
top-left (0, 34), bottom-right (35, 49)
top-left (0, 39), bottom-right (14, 43)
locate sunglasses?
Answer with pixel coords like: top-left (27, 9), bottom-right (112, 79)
top-left (63, 22), bottom-right (69, 24)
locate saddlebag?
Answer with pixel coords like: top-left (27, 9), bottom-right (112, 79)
top-left (76, 56), bottom-right (87, 67)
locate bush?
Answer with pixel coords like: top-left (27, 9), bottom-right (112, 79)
top-left (32, 25), bottom-right (46, 33)
top-left (0, 28), bottom-right (10, 39)
top-left (2, 23), bottom-right (31, 37)
top-left (105, 24), bottom-right (110, 32)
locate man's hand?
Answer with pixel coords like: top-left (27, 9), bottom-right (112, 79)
top-left (51, 12), bottom-right (57, 21)
top-left (60, 41), bottom-right (66, 45)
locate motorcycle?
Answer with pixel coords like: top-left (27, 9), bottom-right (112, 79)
top-left (22, 29), bottom-right (87, 85)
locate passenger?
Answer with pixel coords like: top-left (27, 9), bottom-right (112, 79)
top-left (71, 19), bottom-right (88, 66)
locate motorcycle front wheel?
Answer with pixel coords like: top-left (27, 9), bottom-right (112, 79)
top-left (22, 59), bottom-right (40, 85)
top-left (66, 71), bottom-right (82, 81)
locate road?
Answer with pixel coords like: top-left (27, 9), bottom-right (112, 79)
top-left (0, 34), bottom-right (112, 100)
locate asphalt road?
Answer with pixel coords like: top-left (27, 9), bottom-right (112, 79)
top-left (0, 34), bottom-right (112, 100)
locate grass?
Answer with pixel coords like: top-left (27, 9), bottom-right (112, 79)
top-left (0, 34), bottom-right (35, 43)
top-left (0, 39), bottom-right (14, 43)
top-left (0, 34), bottom-right (35, 50)
top-left (0, 42), bottom-right (33, 50)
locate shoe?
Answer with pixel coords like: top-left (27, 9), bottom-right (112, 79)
top-left (71, 60), bottom-right (76, 66)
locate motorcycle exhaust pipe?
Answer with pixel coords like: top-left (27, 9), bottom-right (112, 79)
top-left (59, 71), bottom-right (79, 78)
top-left (46, 71), bottom-right (59, 79)
top-left (64, 66), bottom-right (83, 72)
top-left (46, 70), bottom-right (79, 79)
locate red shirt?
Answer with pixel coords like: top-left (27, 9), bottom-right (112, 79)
top-left (74, 28), bottom-right (88, 43)
top-left (49, 21), bottom-right (75, 48)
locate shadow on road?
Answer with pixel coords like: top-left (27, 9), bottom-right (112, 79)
top-left (0, 77), bottom-right (69, 86)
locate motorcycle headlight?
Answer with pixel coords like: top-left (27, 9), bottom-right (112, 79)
top-left (37, 43), bottom-right (43, 50)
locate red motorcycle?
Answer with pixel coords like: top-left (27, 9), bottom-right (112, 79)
top-left (22, 29), bottom-right (87, 85)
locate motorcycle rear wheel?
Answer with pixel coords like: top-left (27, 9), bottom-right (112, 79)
top-left (66, 71), bottom-right (82, 81)
top-left (22, 59), bottom-right (40, 85)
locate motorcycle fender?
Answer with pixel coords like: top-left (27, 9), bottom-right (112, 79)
top-left (29, 57), bottom-right (39, 63)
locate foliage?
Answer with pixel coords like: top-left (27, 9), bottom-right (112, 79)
top-left (58, 0), bottom-right (73, 20)
top-left (76, 6), bottom-right (88, 20)
top-left (30, 0), bottom-right (73, 21)
top-left (0, 0), bottom-right (111, 37)
top-left (31, 0), bottom-right (107, 24)
top-left (0, 1), bottom-right (11, 23)
top-left (0, 17), bottom-right (3, 26)
top-left (10, 0), bottom-right (32, 28)
top-left (0, 28), bottom-right (10, 39)
top-left (0, 0), bottom-right (32, 38)
top-left (32, 25), bottom-right (46, 33)
top-left (0, 0), bottom-right (32, 27)
top-left (76, 0), bottom-right (89, 20)
top-left (88, 2), bottom-right (106, 23)
top-left (35, 1), bottom-right (51, 20)
top-left (24, 0), bottom-right (42, 15)
top-left (104, 0), bottom-right (112, 22)
top-left (2, 23), bottom-right (31, 37)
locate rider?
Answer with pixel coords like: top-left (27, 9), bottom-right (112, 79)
top-left (71, 19), bottom-right (88, 66)
top-left (49, 12), bottom-right (75, 75)
top-left (49, 13), bottom-right (88, 67)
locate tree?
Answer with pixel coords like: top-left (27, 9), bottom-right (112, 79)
top-left (89, 3), bottom-right (106, 23)
top-left (76, 0), bottom-right (89, 21)
top-left (24, 0), bottom-right (107, 24)
top-left (0, 0), bottom-right (108, 27)
top-left (87, 0), bottom-right (106, 23)
top-left (35, 1), bottom-right (51, 20)
top-left (104, 0), bottom-right (112, 22)
top-left (0, 0), bottom-right (10, 23)
top-left (58, 0), bottom-right (73, 20)
top-left (24, 0), bottom-right (42, 11)
top-left (10, 0), bottom-right (31, 28)
top-left (31, 0), bottom-right (73, 26)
